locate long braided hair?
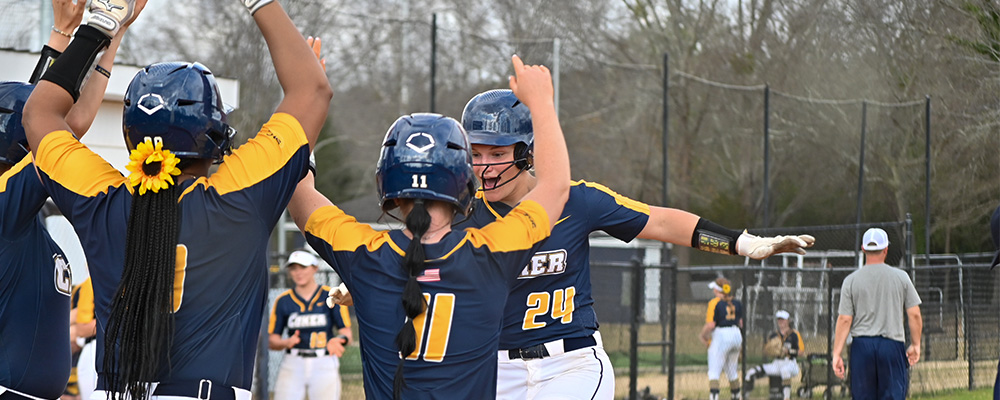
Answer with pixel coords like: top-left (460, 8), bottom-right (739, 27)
top-left (393, 199), bottom-right (431, 399)
top-left (103, 158), bottom-right (189, 400)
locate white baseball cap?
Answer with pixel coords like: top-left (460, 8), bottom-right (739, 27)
top-left (285, 250), bottom-right (318, 268)
top-left (861, 228), bottom-right (889, 251)
top-left (775, 310), bottom-right (790, 320)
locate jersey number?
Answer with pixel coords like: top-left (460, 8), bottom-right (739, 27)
top-left (406, 293), bottom-right (455, 362)
top-left (172, 245), bottom-right (188, 312)
top-left (411, 174), bottom-right (428, 188)
top-left (725, 303), bottom-right (736, 321)
top-left (522, 286), bottom-right (575, 330)
top-left (53, 254), bottom-right (72, 296)
top-left (310, 332), bottom-right (327, 348)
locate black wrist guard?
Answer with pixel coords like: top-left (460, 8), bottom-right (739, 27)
top-left (29, 45), bottom-right (63, 84)
top-left (39, 25), bottom-right (110, 102)
top-left (335, 334), bottom-right (349, 345)
top-left (691, 218), bottom-right (741, 255)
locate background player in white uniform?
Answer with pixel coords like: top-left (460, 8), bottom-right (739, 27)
top-left (744, 310), bottom-right (804, 400)
top-left (269, 250), bottom-right (352, 400)
top-left (700, 277), bottom-right (744, 400)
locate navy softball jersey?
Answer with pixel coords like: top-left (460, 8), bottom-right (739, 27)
top-left (706, 297), bottom-right (743, 328)
top-left (0, 156), bottom-right (72, 398)
top-left (453, 180), bottom-right (650, 350)
top-left (304, 200), bottom-right (552, 400)
top-left (34, 113), bottom-right (310, 391)
top-left (269, 285), bottom-right (350, 350)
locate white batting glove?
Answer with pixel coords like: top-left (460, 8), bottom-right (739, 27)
top-left (86, 0), bottom-right (137, 38)
top-left (240, 0), bottom-right (275, 15)
top-left (326, 283), bottom-right (353, 308)
top-left (736, 231), bottom-right (815, 260)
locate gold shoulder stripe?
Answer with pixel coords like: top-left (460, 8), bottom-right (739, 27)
top-left (431, 235), bottom-right (471, 261)
top-left (182, 113), bottom-right (308, 199)
top-left (268, 290), bottom-right (294, 333)
top-left (339, 305), bottom-right (351, 328)
top-left (465, 200), bottom-right (551, 252)
top-left (36, 131), bottom-right (130, 197)
top-left (305, 205), bottom-right (399, 255)
top-left (705, 297), bottom-right (720, 322)
top-left (576, 180), bottom-right (650, 215)
top-left (0, 155), bottom-right (33, 193)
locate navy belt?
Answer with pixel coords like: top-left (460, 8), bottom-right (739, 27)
top-left (153, 380), bottom-right (235, 400)
top-left (508, 335), bottom-right (597, 360)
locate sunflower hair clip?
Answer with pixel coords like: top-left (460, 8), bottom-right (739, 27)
top-left (722, 284), bottom-right (731, 294)
top-left (126, 137), bottom-right (181, 195)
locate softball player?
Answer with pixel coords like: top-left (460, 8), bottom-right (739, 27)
top-left (22, 0), bottom-right (331, 399)
top-left (450, 88), bottom-right (814, 399)
top-left (744, 310), bottom-right (804, 400)
top-left (268, 250), bottom-right (352, 400)
top-left (0, 1), bottom-right (124, 396)
top-left (71, 278), bottom-right (98, 400)
top-left (699, 278), bottom-right (744, 400)
top-left (287, 55), bottom-right (569, 399)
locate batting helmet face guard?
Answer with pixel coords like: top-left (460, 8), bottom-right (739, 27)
top-left (0, 82), bottom-right (34, 166)
top-left (461, 89), bottom-right (533, 170)
top-left (123, 62), bottom-right (235, 162)
top-left (376, 113), bottom-right (476, 216)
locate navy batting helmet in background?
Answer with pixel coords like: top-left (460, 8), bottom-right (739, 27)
top-left (376, 113), bottom-right (476, 215)
top-left (0, 82), bottom-right (34, 166)
top-left (461, 89), bottom-right (533, 170)
top-left (123, 62), bottom-right (235, 161)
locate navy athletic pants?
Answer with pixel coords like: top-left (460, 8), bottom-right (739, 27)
top-left (849, 336), bottom-right (908, 400)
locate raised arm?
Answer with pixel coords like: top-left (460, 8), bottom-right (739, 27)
top-left (24, 0), bottom-right (145, 152)
top-left (511, 55), bottom-right (569, 228)
top-left (287, 171), bottom-right (334, 232)
top-left (246, 1), bottom-right (332, 149)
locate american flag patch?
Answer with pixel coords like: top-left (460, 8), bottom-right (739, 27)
top-left (416, 269), bottom-right (440, 282)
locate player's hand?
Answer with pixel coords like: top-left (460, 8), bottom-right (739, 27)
top-left (52, 0), bottom-right (86, 34)
top-left (327, 283), bottom-right (353, 307)
top-left (86, 0), bottom-right (141, 38)
top-left (736, 231), bottom-right (815, 260)
top-left (286, 330), bottom-right (301, 349)
top-left (906, 344), bottom-right (920, 366)
top-left (306, 36), bottom-right (326, 72)
top-left (508, 55), bottom-right (553, 110)
top-left (832, 355), bottom-right (846, 379)
top-left (326, 335), bottom-right (346, 357)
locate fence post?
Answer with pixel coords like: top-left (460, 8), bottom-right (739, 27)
top-left (629, 258), bottom-right (643, 400)
top-left (668, 258), bottom-right (677, 400)
top-left (965, 265), bottom-right (973, 390)
top-left (826, 265), bottom-right (835, 400)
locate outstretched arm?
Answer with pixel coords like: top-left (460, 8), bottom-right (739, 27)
top-left (637, 206), bottom-right (815, 260)
top-left (831, 314), bottom-right (852, 379)
top-left (248, 2), bottom-right (332, 149)
top-left (512, 55), bottom-right (569, 228)
top-left (287, 171), bottom-right (333, 232)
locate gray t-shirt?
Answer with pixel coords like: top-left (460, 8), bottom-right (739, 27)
top-left (838, 263), bottom-right (922, 343)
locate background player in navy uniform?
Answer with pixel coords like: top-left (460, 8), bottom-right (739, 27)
top-left (0, 0), bottom-right (130, 397)
top-left (22, 0), bottom-right (331, 399)
top-left (744, 310), bottom-right (804, 400)
top-left (69, 277), bottom-right (98, 400)
top-left (287, 55), bottom-right (569, 400)
top-left (440, 88), bottom-right (815, 399)
top-left (699, 278), bottom-right (744, 400)
top-left (268, 250), bottom-right (352, 400)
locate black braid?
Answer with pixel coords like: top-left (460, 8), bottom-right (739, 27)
top-left (103, 170), bottom-right (181, 400)
top-left (393, 199), bottom-right (430, 400)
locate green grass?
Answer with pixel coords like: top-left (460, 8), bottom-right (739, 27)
top-left (911, 387), bottom-right (993, 400)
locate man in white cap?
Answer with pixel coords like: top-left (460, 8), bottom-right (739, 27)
top-left (744, 310), bottom-right (804, 400)
top-left (268, 250), bottom-right (353, 400)
top-left (832, 228), bottom-right (922, 400)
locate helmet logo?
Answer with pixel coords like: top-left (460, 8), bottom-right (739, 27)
top-left (405, 132), bottom-right (435, 153)
top-left (137, 93), bottom-right (165, 115)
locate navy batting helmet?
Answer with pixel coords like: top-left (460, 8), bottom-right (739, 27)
top-left (123, 62), bottom-right (235, 161)
top-left (461, 89), bottom-right (533, 170)
top-left (0, 82), bottom-right (34, 166)
top-left (376, 113), bottom-right (476, 215)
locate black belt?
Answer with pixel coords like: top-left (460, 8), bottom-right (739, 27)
top-left (152, 380), bottom-right (235, 400)
top-left (507, 335), bottom-right (597, 360)
top-left (285, 348), bottom-right (325, 358)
